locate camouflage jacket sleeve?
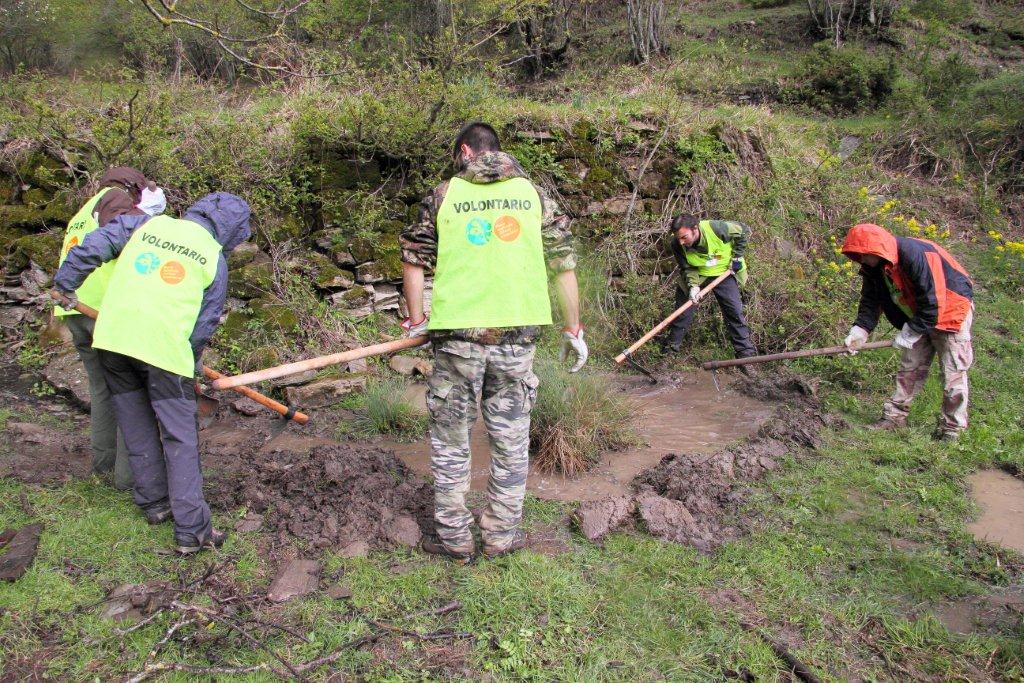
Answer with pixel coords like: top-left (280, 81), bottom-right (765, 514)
top-left (534, 183), bottom-right (576, 273)
top-left (399, 181), bottom-right (449, 270)
top-left (709, 220), bottom-right (751, 259)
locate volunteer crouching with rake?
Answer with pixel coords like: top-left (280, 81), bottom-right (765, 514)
top-left (400, 122), bottom-right (588, 563)
top-left (53, 192), bottom-right (251, 554)
top-left (664, 214), bottom-right (757, 364)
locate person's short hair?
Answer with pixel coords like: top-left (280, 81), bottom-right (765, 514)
top-left (453, 122), bottom-right (501, 161)
top-left (670, 214), bottom-right (699, 233)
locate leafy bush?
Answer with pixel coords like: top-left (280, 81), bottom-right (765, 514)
top-left (671, 131), bottom-right (735, 187)
top-left (789, 44), bottom-right (896, 113)
top-left (530, 360), bottom-right (638, 475)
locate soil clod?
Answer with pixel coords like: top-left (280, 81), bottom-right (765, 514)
top-left (0, 523), bottom-right (42, 581)
top-left (573, 496), bottom-right (635, 541)
top-left (267, 559), bottom-right (321, 603)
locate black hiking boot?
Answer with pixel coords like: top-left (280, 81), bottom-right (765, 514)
top-left (420, 534), bottom-right (474, 564)
top-left (144, 505), bottom-right (173, 526)
top-left (175, 528), bottom-right (227, 555)
top-left (482, 531), bottom-right (529, 559)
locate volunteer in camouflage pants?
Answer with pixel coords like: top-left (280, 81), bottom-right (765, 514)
top-left (401, 122), bottom-right (588, 561)
top-left (427, 339), bottom-right (539, 556)
top-left (841, 223), bottom-right (974, 441)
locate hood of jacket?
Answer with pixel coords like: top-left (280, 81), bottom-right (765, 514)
top-left (456, 151), bottom-right (528, 185)
top-left (841, 223), bottom-right (898, 265)
top-left (183, 192), bottom-right (251, 253)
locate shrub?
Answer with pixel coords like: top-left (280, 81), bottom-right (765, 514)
top-left (744, 0), bottom-right (792, 8)
top-left (789, 43), bottom-right (896, 113)
top-left (530, 360), bottom-right (638, 476)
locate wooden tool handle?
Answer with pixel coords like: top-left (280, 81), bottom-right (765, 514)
top-left (51, 290), bottom-right (309, 424)
top-left (210, 336), bottom-right (430, 390)
top-left (614, 271), bottom-right (733, 364)
top-left (701, 340), bottom-right (893, 370)
top-left (201, 366), bottom-right (309, 424)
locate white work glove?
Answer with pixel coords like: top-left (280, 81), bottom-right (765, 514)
top-left (843, 325), bottom-right (869, 354)
top-left (688, 285), bottom-right (702, 304)
top-left (893, 324), bottom-right (923, 351)
top-left (137, 186), bottom-right (167, 216)
top-left (400, 316), bottom-right (428, 338)
top-left (560, 326), bottom-right (588, 373)
top-left (53, 290), bottom-right (78, 310)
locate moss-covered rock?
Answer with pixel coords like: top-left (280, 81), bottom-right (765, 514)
top-left (219, 310), bottom-right (254, 339)
top-left (0, 204), bottom-right (49, 231)
top-left (258, 213), bottom-right (307, 246)
top-left (374, 232), bottom-right (403, 280)
top-left (348, 236), bottom-right (376, 263)
top-left (227, 241), bottom-right (264, 269)
top-left (12, 233), bottom-right (62, 272)
top-left (241, 346), bottom-right (281, 372)
top-left (228, 261), bottom-right (274, 299)
top-left (18, 153), bottom-right (67, 191)
top-left (250, 296), bottom-right (299, 332)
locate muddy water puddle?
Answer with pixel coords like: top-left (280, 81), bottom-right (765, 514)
top-left (968, 469), bottom-right (1024, 554)
top-left (389, 372), bottom-right (774, 502)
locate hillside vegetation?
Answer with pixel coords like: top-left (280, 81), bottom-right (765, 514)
top-left (1, 0), bottom-right (1023, 680)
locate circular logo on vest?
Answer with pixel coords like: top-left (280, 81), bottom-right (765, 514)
top-left (493, 215), bottom-right (521, 242)
top-left (63, 235), bottom-right (79, 255)
top-left (465, 218), bottom-right (492, 246)
top-left (134, 252), bottom-right (161, 275)
top-left (160, 260), bottom-right (186, 285)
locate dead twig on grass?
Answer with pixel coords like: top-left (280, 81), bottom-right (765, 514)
top-left (740, 621), bottom-right (822, 683)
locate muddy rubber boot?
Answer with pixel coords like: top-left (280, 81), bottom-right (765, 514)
top-left (175, 528), bottom-right (227, 556)
top-left (420, 534), bottom-right (474, 564)
top-left (144, 505), bottom-right (173, 525)
top-left (867, 417), bottom-right (904, 431)
top-left (482, 530), bottom-right (528, 559)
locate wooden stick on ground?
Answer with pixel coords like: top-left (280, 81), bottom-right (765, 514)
top-left (51, 292), bottom-right (309, 424)
top-left (210, 336), bottom-right (430, 391)
top-left (615, 271), bottom-right (733, 364)
top-left (701, 340), bottom-right (893, 370)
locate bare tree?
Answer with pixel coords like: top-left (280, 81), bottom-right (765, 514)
top-left (626, 0), bottom-right (666, 64)
top-left (132, 0), bottom-right (314, 77)
top-left (805, 0), bottom-right (896, 47)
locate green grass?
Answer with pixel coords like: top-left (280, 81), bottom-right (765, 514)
top-left (341, 376), bottom-right (428, 441)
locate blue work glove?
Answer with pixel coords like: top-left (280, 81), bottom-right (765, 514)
top-left (731, 258), bottom-right (744, 273)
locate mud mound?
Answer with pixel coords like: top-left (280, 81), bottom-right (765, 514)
top-left (575, 374), bottom-right (845, 549)
top-left (207, 444), bottom-right (432, 550)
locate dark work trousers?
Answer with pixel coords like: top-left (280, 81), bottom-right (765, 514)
top-left (667, 275), bottom-right (757, 358)
top-left (97, 350), bottom-right (211, 544)
top-left (65, 315), bottom-right (133, 490)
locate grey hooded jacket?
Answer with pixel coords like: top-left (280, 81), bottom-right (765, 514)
top-left (54, 192), bottom-right (251, 371)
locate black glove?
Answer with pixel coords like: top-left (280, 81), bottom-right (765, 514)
top-left (731, 258), bottom-right (744, 273)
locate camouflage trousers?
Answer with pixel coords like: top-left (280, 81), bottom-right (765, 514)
top-left (426, 338), bottom-right (539, 555)
top-left (883, 308), bottom-right (974, 435)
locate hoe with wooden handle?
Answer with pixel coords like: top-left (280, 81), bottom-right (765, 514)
top-left (613, 270), bottom-right (734, 384)
top-left (702, 340), bottom-right (894, 370)
top-left (50, 291), bottom-right (309, 424)
top-left (211, 336), bottom-right (430, 391)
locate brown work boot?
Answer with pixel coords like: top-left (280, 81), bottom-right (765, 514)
top-left (867, 417), bottom-right (904, 431)
top-left (420, 534), bottom-right (474, 564)
top-left (482, 531), bottom-right (529, 559)
top-left (933, 427), bottom-right (961, 443)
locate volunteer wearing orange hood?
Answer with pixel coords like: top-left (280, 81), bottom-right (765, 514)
top-left (840, 223), bottom-right (974, 441)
